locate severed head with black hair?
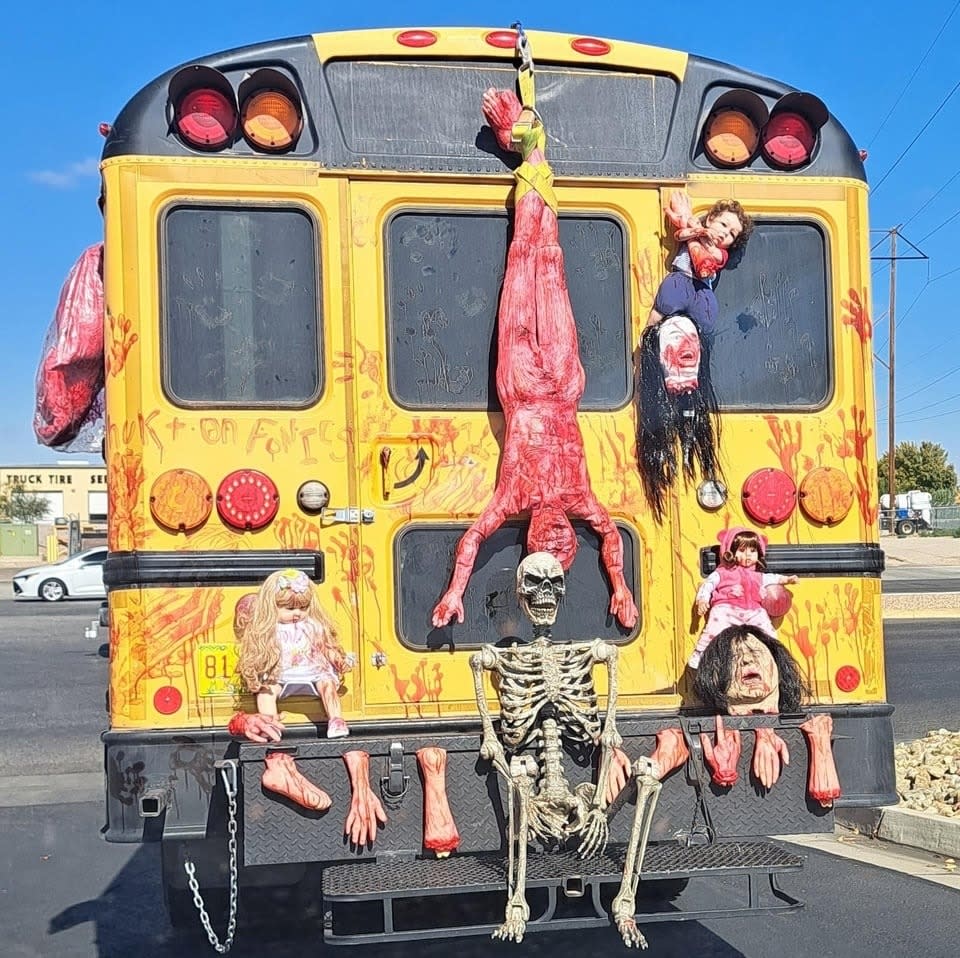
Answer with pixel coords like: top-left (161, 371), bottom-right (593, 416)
top-left (692, 624), bottom-right (808, 715)
top-left (636, 315), bottom-right (721, 520)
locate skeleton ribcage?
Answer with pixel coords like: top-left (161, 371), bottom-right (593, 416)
top-left (497, 642), bottom-right (601, 750)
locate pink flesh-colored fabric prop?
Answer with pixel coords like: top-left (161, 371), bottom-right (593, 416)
top-left (431, 89), bottom-right (637, 629)
top-left (34, 243), bottom-right (105, 450)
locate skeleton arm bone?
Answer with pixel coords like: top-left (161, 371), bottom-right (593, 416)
top-left (470, 647), bottom-right (511, 778)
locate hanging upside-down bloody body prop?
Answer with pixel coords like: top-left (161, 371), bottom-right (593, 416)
top-left (432, 88), bottom-right (638, 631)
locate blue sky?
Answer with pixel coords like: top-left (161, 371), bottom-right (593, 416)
top-left (3, 1), bottom-right (959, 476)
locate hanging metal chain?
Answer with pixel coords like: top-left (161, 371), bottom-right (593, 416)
top-left (183, 760), bottom-right (240, 953)
top-left (511, 21), bottom-right (536, 113)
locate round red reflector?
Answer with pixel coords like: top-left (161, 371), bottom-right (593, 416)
top-left (835, 666), bottom-right (861, 693)
top-left (175, 88), bottom-right (236, 149)
top-left (741, 468), bottom-right (797, 525)
top-left (154, 686), bottom-right (183, 715)
top-left (762, 111), bottom-right (816, 168)
top-left (217, 470), bottom-right (280, 530)
top-left (571, 37), bottom-right (611, 56)
top-left (485, 30), bottom-right (518, 48)
top-left (396, 30), bottom-right (437, 48)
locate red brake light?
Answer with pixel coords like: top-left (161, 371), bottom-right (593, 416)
top-left (175, 88), bottom-right (237, 149)
top-left (217, 470), bottom-right (280, 531)
top-left (762, 111), bottom-right (816, 168)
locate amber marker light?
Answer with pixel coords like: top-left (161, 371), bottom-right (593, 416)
top-left (154, 686), bottom-right (183, 716)
top-left (217, 470), bottom-right (280, 531)
top-left (799, 467), bottom-right (855, 526)
top-left (703, 109), bottom-right (759, 167)
top-left (150, 469), bottom-right (212, 532)
top-left (241, 90), bottom-right (302, 151)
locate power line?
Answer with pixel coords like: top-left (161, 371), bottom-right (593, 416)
top-left (865, 0), bottom-right (960, 151)
top-left (871, 78), bottom-right (960, 194)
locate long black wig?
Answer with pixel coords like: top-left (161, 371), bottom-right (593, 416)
top-left (636, 320), bottom-right (721, 521)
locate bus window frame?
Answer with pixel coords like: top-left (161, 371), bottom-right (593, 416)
top-left (711, 215), bottom-right (835, 414)
top-left (157, 198), bottom-right (325, 410)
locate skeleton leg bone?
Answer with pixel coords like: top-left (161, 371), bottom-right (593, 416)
top-left (611, 758), bottom-right (663, 949)
top-left (494, 755), bottom-right (537, 943)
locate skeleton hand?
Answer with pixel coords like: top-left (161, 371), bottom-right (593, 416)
top-left (578, 805), bottom-right (609, 859)
top-left (752, 727), bottom-right (790, 790)
top-left (600, 724), bottom-right (624, 751)
top-left (700, 716), bottom-right (741, 787)
top-left (227, 711), bottom-right (284, 743)
top-left (342, 750), bottom-right (388, 847)
top-left (431, 591), bottom-right (464, 627)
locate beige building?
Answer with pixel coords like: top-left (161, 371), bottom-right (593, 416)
top-left (1, 463), bottom-right (108, 523)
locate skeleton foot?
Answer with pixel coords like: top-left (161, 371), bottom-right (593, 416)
top-left (492, 900), bottom-right (529, 943)
top-left (613, 911), bottom-right (649, 950)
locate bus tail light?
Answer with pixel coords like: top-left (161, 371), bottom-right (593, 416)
top-left (741, 467), bottom-right (797, 525)
top-left (762, 92), bottom-right (828, 169)
top-left (217, 469), bottom-right (280, 530)
top-left (701, 89), bottom-right (768, 168)
top-left (169, 66), bottom-right (237, 150)
top-left (238, 69), bottom-right (303, 152)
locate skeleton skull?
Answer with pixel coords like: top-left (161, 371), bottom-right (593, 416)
top-left (516, 552), bottom-right (565, 627)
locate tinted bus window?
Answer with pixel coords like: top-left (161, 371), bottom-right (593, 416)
top-left (397, 523), bottom-right (639, 648)
top-left (711, 222), bottom-right (830, 409)
top-left (386, 211), bottom-right (630, 410)
top-left (162, 206), bottom-right (321, 405)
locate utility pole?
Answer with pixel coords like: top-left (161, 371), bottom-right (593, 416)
top-left (887, 227), bottom-right (897, 516)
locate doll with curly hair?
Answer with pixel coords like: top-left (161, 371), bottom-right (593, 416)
top-left (228, 570), bottom-right (354, 810)
top-left (237, 568), bottom-right (352, 738)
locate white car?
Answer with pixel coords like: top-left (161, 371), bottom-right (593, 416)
top-left (12, 547), bottom-right (108, 602)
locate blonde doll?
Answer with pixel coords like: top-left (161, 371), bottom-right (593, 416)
top-left (238, 568), bottom-right (352, 738)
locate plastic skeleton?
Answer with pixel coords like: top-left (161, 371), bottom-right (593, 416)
top-left (470, 552), bottom-right (662, 947)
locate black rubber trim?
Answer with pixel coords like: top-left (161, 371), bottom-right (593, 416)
top-left (699, 543), bottom-right (884, 577)
top-left (103, 550), bottom-right (324, 590)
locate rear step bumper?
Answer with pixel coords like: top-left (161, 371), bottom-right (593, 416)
top-left (321, 841), bottom-right (803, 944)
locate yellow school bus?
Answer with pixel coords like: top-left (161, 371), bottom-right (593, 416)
top-left (96, 25), bottom-right (892, 946)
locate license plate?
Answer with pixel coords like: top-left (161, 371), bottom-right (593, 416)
top-left (196, 642), bottom-right (242, 696)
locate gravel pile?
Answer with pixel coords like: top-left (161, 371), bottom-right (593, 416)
top-left (895, 729), bottom-right (960, 818)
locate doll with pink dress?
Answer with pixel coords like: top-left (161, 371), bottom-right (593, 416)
top-left (689, 527), bottom-right (798, 669)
